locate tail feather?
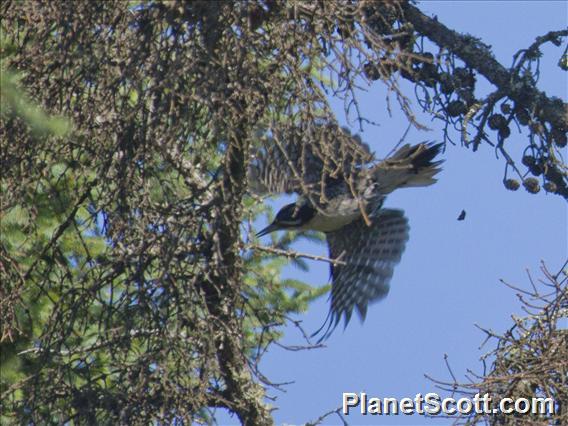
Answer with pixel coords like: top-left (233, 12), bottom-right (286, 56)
top-left (373, 142), bottom-right (443, 194)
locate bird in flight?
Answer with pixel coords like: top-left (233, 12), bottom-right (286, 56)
top-left (250, 123), bottom-right (443, 339)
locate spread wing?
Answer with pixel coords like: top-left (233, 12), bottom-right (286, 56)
top-left (316, 208), bottom-right (409, 340)
top-left (248, 123), bottom-right (373, 195)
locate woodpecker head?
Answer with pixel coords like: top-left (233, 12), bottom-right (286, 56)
top-left (256, 199), bottom-right (316, 237)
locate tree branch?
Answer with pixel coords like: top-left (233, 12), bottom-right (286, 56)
top-left (401, 2), bottom-right (567, 131)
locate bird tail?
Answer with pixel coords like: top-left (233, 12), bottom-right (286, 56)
top-left (372, 142), bottom-right (443, 194)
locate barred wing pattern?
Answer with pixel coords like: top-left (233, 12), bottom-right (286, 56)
top-left (248, 124), bottom-right (373, 195)
top-left (318, 209), bottom-right (410, 339)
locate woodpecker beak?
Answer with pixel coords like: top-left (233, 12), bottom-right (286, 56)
top-left (256, 223), bottom-right (280, 238)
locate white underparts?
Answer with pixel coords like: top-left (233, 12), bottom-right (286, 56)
top-left (302, 211), bottom-right (361, 232)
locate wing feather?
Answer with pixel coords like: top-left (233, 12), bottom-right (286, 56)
top-left (315, 209), bottom-right (409, 340)
top-left (248, 123), bottom-right (373, 195)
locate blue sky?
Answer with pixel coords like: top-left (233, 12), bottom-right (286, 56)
top-left (219, 1), bottom-right (567, 425)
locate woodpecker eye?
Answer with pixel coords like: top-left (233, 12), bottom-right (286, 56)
top-left (276, 203), bottom-right (298, 221)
